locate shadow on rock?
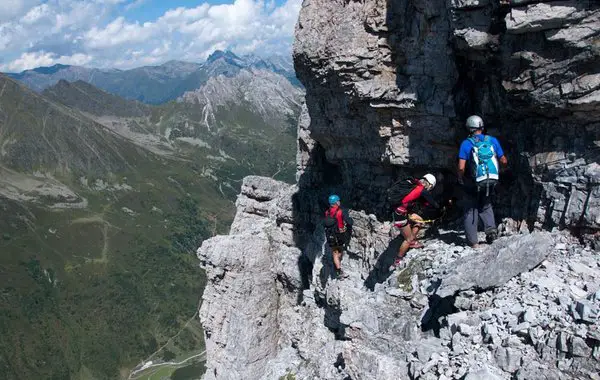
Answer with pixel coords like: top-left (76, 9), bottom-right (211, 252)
top-left (434, 229), bottom-right (468, 246)
top-left (318, 248), bottom-right (334, 288)
top-left (297, 253), bottom-right (314, 305)
top-left (421, 294), bottom-right (458, 337)
top-left (315, 294), bottom-right (347, 340)
top-left (364, 235), bottom-right (404, 291)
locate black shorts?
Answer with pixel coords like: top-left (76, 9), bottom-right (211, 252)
top-left (327, 231), bottom-right (348, 250)
top-left (329, 244), bottom-right (344, 252)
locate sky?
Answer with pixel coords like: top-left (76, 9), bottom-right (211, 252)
top-left (0, 0), bottom-right (302, 72)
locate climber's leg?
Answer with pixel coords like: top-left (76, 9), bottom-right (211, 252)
top-left (464, 194), bottom-right (479, 247)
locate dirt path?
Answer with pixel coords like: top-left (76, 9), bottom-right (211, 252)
top-left (70, 215), bottom-right (114, 264)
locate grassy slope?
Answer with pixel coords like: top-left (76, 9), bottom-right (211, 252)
top-left (0, 159), bottom-right (234, 380)
top-left (0, 159), bottom-right (232, 379)
top-left (0, 72), bottom-right (298, 379)
top-left (42, 80), bottom-right (150, 118)
top-left (0, 75), bottom-right (235, 379)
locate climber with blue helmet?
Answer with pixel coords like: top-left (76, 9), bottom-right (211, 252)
top-left (323, 194), bottom-right (353, 279)
top-left (328, 194), bottom-right (340, 205)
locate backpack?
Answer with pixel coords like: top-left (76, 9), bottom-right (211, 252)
top-left (324, 208), bottom-right (345, 246)
top-left (387, 178), bottom-right (418, 206)
top-left (469, 135), bottom-right (499, 194)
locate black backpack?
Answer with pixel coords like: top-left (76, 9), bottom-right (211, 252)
top-left (324, 208), bottom-right (345, 246)
top-left (387, 178), bottom-right (418, 206)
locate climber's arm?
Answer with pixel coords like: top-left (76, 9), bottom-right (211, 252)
top-left (499, 155), bottom-right (508, 167)
top-left (457, 159), bottom-right (467, 184)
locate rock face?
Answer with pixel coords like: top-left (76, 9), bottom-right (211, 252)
top-left (197, 1), bottom-right (600, 379)
top-left (198, 177), bottom-right (600, 379)
top-left (294, 0), bottom-right (600, 229)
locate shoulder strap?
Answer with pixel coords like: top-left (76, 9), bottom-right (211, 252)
top-left (326, 207), bottom-right (341, 218)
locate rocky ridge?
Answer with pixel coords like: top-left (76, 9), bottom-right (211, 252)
top-left (178, 69), bottom-right (304, 130)
top-left (198, 176), bottom-right (599, 379)
top-left (6, 51), bottom-right (299, 105)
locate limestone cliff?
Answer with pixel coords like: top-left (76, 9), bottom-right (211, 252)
top-left (294, 0), bottom-right (600, 229)
top-left (197, 1), bottom-right (600, 379)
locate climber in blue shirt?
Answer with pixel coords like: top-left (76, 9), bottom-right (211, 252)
top-left (457, 115), bottom-right (508, 248)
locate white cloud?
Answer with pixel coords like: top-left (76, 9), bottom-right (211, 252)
top-left (85, 17), bottom-right (157, 49)
top-left (0, 0), bottom-right (39, 23)
top-left (0, 51), bottom-right (92, 72)
top-left (125, 0), bottom-right (147, 11)
top-left (21, 4), bottom-right (49, 25)
top-left (0, 0), bottom-right (302, 71)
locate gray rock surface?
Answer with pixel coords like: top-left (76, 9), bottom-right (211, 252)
top-left (435, 232), bottom-right (553, 297)
top-left (293, 0), bottom-right (600, 230)
top-left (198, 177), bottom-right (600, 379)
top-left (179, 69), bottom-right (304, 129)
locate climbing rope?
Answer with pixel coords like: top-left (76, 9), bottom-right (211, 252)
top-left (408, 209), bottom-right (447, 225)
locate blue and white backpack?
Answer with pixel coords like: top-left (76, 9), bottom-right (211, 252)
top-left (469, 135), bottom-right (499, 194)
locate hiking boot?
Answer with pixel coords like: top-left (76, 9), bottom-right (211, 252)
top-left (485, 228), bottom-right (498, 244)
top-left (409, 241), bottom-right (424, 249)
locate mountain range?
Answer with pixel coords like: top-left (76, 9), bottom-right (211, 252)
top-left (5, 50), bottom-right (298, 104)
top-left (0, 50), bottom-right (303, 380)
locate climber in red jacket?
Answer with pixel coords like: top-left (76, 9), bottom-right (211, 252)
top-left (391, 174), bottom-right (441, 268)
top-left (324, 194), bottom-right (354, 279)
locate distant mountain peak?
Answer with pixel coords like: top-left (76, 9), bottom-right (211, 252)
top-left (5, 50), bottom-right (300, 103)
top-left (206, 50), bottom-right (242, 64)
top-left (43, 79), bottom-right (149, 118)
top-left (26, 64), bottom-right (72, 75)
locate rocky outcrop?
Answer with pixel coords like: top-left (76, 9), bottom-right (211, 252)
top-left (198, 177), bottom-right (600, 379)
top-left (179, 69), bottom-right (304, 129)
top-left (197, 1), bottom-right (600, 379)
top-left (434, 232), bottom-right (553, 297)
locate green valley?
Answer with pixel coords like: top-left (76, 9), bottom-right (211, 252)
top-left (0, 56), bottom-right (302, 380)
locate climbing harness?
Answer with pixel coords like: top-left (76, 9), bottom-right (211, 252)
top-left (408, 209), bottom-right (447, 225)
top-left (392, 208), bottom-right (447, 227)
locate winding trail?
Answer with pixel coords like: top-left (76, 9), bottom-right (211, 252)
top-left (127, 311), bottom-right (203, 380)
top-left (70, 215), bottom-right (113, 264)
top-left (128, 351), bottom-right (206, 380)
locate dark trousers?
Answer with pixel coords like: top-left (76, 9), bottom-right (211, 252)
top-left (463, 190), bottom-right (496, 245)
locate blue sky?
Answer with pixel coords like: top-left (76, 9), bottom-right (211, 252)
top-left (0, 0), bottom-right (301, 71)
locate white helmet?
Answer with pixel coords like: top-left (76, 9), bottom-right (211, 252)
top-left (423, 174), bottom-right (437, 189)
top-left (466, 115), bottom-right (484, 131)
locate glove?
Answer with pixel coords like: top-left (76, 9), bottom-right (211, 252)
top-left (457, 176), bottom-right (464, 186)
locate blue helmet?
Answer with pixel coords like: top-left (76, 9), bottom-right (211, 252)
top-left (328, 194), bottom-right (340, 205)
